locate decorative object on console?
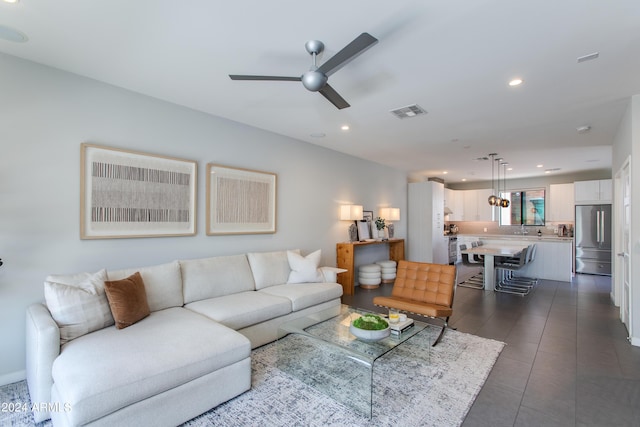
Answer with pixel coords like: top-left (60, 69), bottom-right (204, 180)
top-left (80, 143), bottom-right (197, 239)
top-left (357, 220), bottom-right (371, 241)
top-left (362, 210), bottom-right (374, 239)
top-left (339, 204), bottom-right (363, 242)
top-left (206, 164), bottom-right (276, 235)
top-left (374, 216), bottom-right (386, 240)
top-left (379, 207), bottom-right (400, 238)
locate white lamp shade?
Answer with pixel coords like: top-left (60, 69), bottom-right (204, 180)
top-left (340, 204), bottom-right (363, 221)
top-left (379, 207), bottom-right (400, 221)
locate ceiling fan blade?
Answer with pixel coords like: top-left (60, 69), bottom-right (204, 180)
top-left (319, 84), bottom-right (350, 109)
top-left (229, 75), bottom-right (301, 81)
top-left (317, 32), bottom-right (378, 77)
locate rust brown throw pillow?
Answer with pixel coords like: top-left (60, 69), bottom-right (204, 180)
top-left (104, 272), bottom-right (150, 329)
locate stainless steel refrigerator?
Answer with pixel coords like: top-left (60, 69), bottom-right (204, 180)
top-left (575, 204), bottom-right (612, 275)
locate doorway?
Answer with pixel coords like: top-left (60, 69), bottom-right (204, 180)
top-left (614, 157), bottom-right (631, 336)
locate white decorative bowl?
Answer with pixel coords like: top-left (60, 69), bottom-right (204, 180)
top-left (350, 324), bottom-right (390, 342)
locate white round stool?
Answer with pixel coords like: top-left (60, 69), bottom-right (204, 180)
top-left (358, 264), bottom-right (382, 289)
top-left (376, 260), bottom-right (397, 283)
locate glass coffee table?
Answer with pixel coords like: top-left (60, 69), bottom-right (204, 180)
top-left (276, 305), bottom-right (430, 418)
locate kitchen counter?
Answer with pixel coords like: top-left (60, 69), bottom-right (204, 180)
top-left (458, 233), bottom-right (573, 242)
top-left (457, 234), bottom-right (573, 282)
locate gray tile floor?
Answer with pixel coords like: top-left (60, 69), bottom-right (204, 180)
top-left (342, 265), bottom-right (640, 427)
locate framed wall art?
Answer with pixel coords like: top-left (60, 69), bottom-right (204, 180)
top-left (80, 143), bottom-right (197, 239)
top-left (206, 164), bottom-right (277, 235)
top-left (357, 221), bottom-right (371, 241)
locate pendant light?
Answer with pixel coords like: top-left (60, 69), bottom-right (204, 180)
top-left (500, 162), bottom-right (510, 208)
top-left (495, 157), bottom-right (503, 206)
top-left (487, 153), bottom-right (499, 206)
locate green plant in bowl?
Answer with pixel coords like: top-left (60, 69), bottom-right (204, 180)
top-left (350, 314), bottom-right (390, 342)
top-left (352, 314), bottom-right (389, 330)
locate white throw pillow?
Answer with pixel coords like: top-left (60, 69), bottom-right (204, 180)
top-left (44, 269), bottom-right (115, 344)
top-left (287, 250), bottom-right (324, 284)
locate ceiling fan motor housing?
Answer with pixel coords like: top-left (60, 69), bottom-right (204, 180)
top-left (302, 70), bottom-right (328, 91)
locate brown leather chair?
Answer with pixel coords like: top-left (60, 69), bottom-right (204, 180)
top-left (373, 260), bottom-right (457, 346)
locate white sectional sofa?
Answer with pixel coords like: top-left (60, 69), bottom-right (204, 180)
top-left (25, 250), bottom-right (343, 426)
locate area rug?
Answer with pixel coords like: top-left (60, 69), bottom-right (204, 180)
top-left (0, 328), bottom-right (503, 427)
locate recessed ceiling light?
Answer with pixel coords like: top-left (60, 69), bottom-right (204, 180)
top-left (576, 125), bottom-right (591, 134)
top-left (341, 125), bottom-right (350, 131)
top-left (462, 178), bottom-right (467, 182)
top-left (508, 78), bottom-right (523, 87)
top-left (507, 167), bottom-right (513, 171)
top-left (443, 171), bottom-right (448, 175)
top-left (2, 0), bottom-right (20, 3)
top-left (537, 164), bottom-right (543, 168)
top-left (0, 25), bottom-right (28, 42)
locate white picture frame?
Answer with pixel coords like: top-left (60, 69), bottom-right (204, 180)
top-left (206, 164), bottom-right (277, 235)
top-left (357, 221), bottom-right (371, 241)
top-left (80, 143), bottom-right (197, 239)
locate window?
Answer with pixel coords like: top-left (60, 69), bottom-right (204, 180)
top-left (499, 189), bottom-right (545, 226)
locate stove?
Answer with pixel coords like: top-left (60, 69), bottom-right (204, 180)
top-left (447, 235), bottom-right (458, 265)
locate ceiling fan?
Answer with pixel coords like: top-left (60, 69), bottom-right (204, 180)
top-left (229, 32), bottom-right (378, 110)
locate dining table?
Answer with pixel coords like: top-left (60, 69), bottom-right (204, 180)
top-left (460, 244), bottom-right (527, 291)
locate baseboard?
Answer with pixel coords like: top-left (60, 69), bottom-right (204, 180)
top-left (0, 370), bottom-right (26, 386)
top-left (631, 336), bottom-right (640, 347)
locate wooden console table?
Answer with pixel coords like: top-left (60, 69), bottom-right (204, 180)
top-left (336, 239), bottom-right (405, 295)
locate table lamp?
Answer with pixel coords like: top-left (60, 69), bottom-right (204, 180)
top-left (340, 205), bottom-right (363, 242)
top-left (379, 207), bottom-right (400, 238)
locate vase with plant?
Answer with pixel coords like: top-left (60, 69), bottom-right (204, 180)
top-left (374, 217), bottom-right (386, 240)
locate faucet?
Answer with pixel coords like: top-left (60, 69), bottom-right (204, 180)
top-left (520, 224), bottom-right (528, 235)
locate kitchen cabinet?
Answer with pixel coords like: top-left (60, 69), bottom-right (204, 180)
top-left (548, 183), bottom-right (575, 221)
top-left (574, 179), bottom-right (612, 204)
top-left (462, 189), bottom-right (495, 221)
top-left (444, 188), bottom-right (463, 221)
top-left (408, 181), bottom-right (448, 263)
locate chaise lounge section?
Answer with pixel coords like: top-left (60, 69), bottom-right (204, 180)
top-left (26, 249), bottom-right (343, 426)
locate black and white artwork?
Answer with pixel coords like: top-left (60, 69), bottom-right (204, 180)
top-left (207, 164), bottom-right (277, 235)
top-left (81, 143), bottom-right (197, 239)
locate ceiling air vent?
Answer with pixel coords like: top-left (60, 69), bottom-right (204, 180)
top-left (390, 104), bottom-right (427, 119)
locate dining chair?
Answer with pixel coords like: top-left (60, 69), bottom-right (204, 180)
top-left (458, 244), bottom-right (484, 289)
top-left (501, 243), bottom-right (538, 287)
top-left (494, 246), bottom-right (531, 295)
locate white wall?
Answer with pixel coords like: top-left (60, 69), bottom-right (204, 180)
top-left (0, 53), bottom-right (408, 382)
top-left (612, 94), bottom-right (639, 344)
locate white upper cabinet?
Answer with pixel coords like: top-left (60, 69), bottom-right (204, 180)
top-left (574, 179), bottom-right (612, 204)
top-left (549, 183), bottom-right (575, 221)
top-left (462, 189), bottom-right (494, 221)
top-left (444, 188), bottom-right (463, 221)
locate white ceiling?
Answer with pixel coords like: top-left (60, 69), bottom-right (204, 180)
top-left (2, 0), bottom-right (639, 183)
